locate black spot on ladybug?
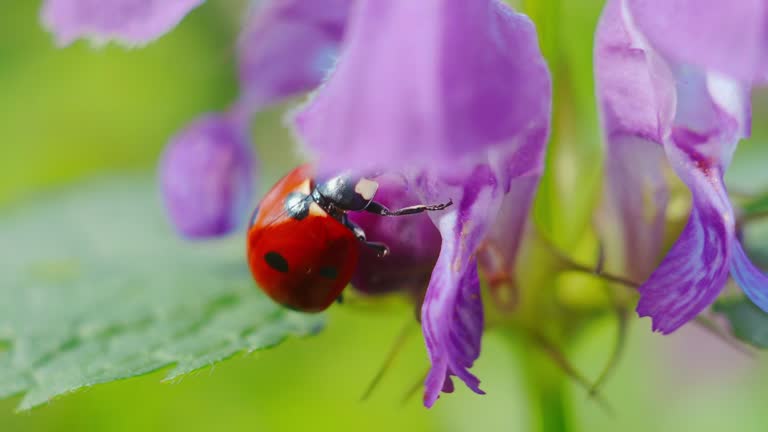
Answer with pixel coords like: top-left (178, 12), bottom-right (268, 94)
top-left (264, 251), bottom-right (289, 273)
top-left (284, 192), bottom-right (310, 220)
top-left (318, 266), bottom-right (338, 280)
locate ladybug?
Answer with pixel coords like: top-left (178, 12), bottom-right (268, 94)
top-left (247, 164), bottom-right (452, 312)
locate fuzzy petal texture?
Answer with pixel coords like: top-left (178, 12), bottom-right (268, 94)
top-left (238, 0), bottom-right (351, 111)
top-left (160, 113), bottom-right (254, 239)
top-left (293, 0), bottom-right (551, 176)
top-left (348, 174), bottom-right (441, 297)
top-left (627, 0), bottom-right (768, 84)
top-left (41, 0), bottom-right (203, 46)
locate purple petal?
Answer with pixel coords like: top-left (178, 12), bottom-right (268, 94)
top-left (237, 0), bottom-right (351, 111)
top-left (637, 69), bottom-right (749, 331)
top-left (289, 0), bottom-right (551, 405)
top-left (348, 174), bottom-right (441, 297)
top-left (423, 259), bottom-right (483, 406)
top-left (476, 127), bottom-right (548, 309)
top-left (601, 139), bottom-right (670, 281)
top-left (159, 113), bottom-right (254, 239)
top-left (41, 0), bottom-right (203, 46)
top-left (636, 167), bottom-right (732, 333)
top-left (730, 240), bottom-right (768, 312)
top-left (419, 166), bottom-right (503, 407)
top-left (627, 0), bottom-right (768, 84)
top-left (594, 0), bottom-right (674, 280)
top-left (477, 177), bottom-right (536, 308)
top-left (293, 0), bottom-right (551, 176)
top-left (597, 0), bottom-right (768, 331)
top-left (595, 0), bottom-right (676, 144)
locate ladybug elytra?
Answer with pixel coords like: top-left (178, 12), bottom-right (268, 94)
top-left (247, 164), bottom-right (451, 312)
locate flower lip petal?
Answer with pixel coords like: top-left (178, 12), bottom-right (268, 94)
top-left (41, 0), bottom-right (204, 46)
top-left (419, 164), bottom-right (505, 407)
top-left (636, 188), bottom-right (732, 333)
top-left (730, 240), bottom-right (768, 313)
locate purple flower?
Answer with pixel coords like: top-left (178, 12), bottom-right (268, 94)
top-left (293, 0), bottom-right (551, 406)
top-left (41, 0), bottom-right (204, 46)
top-left (595, 0), bottom-right (768, 333)
top-left (41, 0), bottom-right (352, 238)
top-left (162, 0), bottom-right (350, 238)
top-left (159, 113), bottom-right (254, 238)
top-left (348, 173), bottom-right (441, 299)
top-left (237, 0), bottom-right (351, 111)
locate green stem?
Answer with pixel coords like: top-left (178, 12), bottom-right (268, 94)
top-left (519, 337), bottom-right (574, 432)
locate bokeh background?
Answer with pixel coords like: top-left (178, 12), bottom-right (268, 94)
top-left (2, 1), bottom-right (768, 431)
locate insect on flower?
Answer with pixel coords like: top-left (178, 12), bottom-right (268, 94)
top-left (246, 164), bottom-right (452, 312)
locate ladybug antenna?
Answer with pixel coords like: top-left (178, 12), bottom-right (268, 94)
top-left (360, 319), bottom-right (415, 401)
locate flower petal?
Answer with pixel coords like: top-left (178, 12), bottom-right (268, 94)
top-left (594, 0), bottom-right (674, 280)
top-left (627, 0), bottom-right (768, 84)
top-left (636, 165), bottom-right (732, 333)
top-left (730, 240), bottom-right (768, 312)
top-left (237, 0), bottom-right (351, 111)
top-left (477, 176), bottom-right (537, 308)
top-left (419, 165), bottom-right (502, 407)
top-left (602, 140), bottom-right (669, 280)
top-left (348, 174), bottom-right (441, 297)
top-left (476, 127), bottom-right (548, 309)
top-left (293, 0), bottom-right (550, 176)
top-left (41, 0), bottom-right (203, 46)
top-left (637, 68), bottom-right (750, 332)
top-left (597, 0), bottom-right (768, 332)
top-left (159, 113), bottom-right (254, 238)
top-left (291, 0), bottom-right (551, 405)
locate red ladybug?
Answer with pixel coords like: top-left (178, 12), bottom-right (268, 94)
top-left (247, 164), bottom-right (451, 312)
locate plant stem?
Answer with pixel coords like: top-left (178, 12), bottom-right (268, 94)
top-left (519, 337), bottom-right (574, 432)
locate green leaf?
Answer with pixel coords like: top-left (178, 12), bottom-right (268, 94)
top-left (741, 194), bottom-right (768, 219)
top-left (713, 298), bottom-right (768, 349)
top-left (0, 177), bottom-right (324, 411)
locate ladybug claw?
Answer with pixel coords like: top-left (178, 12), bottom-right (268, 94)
top-left (365, 241), bottom-right (389, 257)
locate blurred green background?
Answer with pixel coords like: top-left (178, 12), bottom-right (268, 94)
top-left (2, 1), bottom-right (768, 431)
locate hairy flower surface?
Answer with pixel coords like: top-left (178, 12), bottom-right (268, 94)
top-left (294, 0), bottom-right (551, 406)
top-left (596, 0), bottom-right (768, 333)
top-left (42, 0), bottom-right (204, 46)
top-left (238, 0), bottom-right (351, 112)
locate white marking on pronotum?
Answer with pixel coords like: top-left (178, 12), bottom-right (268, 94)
top-left (309, 202), bottom-right (325, 216)
top-left (355, 178), bottom-right (379, 201)
top-left (298, 179), bottom-right (312, 194)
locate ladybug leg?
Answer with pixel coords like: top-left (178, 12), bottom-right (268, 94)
top-left (364, 199), bottom-right (453, 217)
top-left (342, 215), bottom-right (390, 257)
